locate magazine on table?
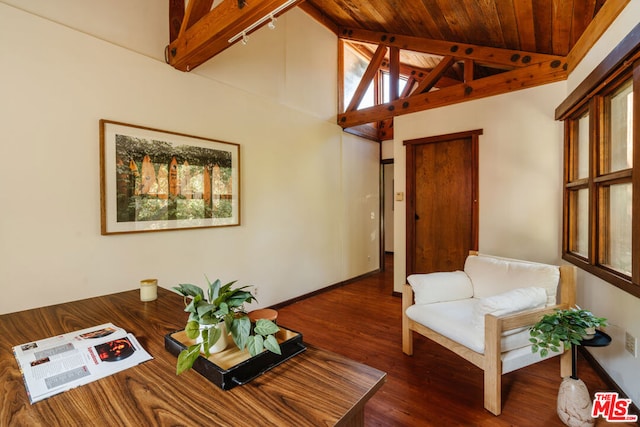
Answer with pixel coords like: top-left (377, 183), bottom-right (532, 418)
top-left (12, 323), bottom-right (153, 404)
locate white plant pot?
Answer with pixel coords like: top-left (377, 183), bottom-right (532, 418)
top-left (583, 327), bottom-right (596, 340)
top-left (557, 377), bottom-right (595, 426)
top-left (196, 322), bottom-right (228, 354)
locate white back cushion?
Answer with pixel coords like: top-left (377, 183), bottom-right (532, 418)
top-left (464, 254), bottom-right (559, 304)
top-left (407, 271), bottom-right (473, 305)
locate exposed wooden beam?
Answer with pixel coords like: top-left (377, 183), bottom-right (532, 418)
top-left (347, 42), bottom-right (463, 90)
top-left (337, 59), bottom-right (567, 129)
top-left (389, 47), bottom-right (400, 101)
top-left (167, 0), bottom-right (303, 72)
top-left (345, 44), bottom-right (388, 112)
top-left (400, 77), bottom-right (417, 98)
top-left (349, 43), bottom-right (426, 81)
top-left (565, 0), bottom-right (630, 73)
top-left (378, 119), bottom-right (394, 141)
top-left (169, 0), bottom-right (185, 43)
top-left (464, 59), bottom-right (474, 82)
top-left (412, 56), bottom-right (456, 94)
top-left (338, 39), bottom-right (346, 115)
top-left (338, 27), bottom-right (565, 69)
top-left (182, 0), bottom-right (215, 35)
top-left (385, 64), bottom-right (462, 89)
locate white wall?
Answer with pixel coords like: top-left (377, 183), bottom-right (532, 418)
top-left (198, 8), bottom-right (337, 121)
top-left (393, 82), bottom-right (565, 293)
top-left (563, 0), bottom-right (640, 406)
top-left (0, 0), bottom-right (167, 61)
top-left (0, 3), bottom-right (380, 314)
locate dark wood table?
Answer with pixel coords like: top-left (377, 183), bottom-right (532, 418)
top-left (0, 287), bottom-right (386, 426)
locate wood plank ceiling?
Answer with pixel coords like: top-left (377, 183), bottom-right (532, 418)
top-left (306, 0), bottom-right (606, 56)
top-left (167, 0), bottom-right (625, 141)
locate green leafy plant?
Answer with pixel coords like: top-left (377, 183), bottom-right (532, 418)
top-left (529, 307), bottom-right (607, 357)
top-left (172, 278), bottom-right (281, 375)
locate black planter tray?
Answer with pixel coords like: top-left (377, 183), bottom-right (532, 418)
top-left (164, 326), bottom-right (306, 390)
top-left (581, 330), bottom-right (612, 347)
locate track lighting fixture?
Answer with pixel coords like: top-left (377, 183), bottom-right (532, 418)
top-left (228, 0), bottom-right (296, 44)
top-left (268, 14), bottom-right (277, 30)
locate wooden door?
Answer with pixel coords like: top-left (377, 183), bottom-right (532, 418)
top-left (405, 130), bottom-right (480, 275)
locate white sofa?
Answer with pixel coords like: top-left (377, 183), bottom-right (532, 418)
top-left (402, 252), bottom-right (576, 415)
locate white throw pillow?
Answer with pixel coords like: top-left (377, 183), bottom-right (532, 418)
top-left (472, 286), bottom-right (547, 329)
top-left (407, 271), bottom-right (473, 305)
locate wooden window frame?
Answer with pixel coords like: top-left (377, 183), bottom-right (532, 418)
top-left (557, 24), bottom-right (640, 298)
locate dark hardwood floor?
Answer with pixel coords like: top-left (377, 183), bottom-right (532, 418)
top-left (276, 255), bottom-right (637, 426)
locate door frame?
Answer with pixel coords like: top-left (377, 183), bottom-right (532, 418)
top-left (404, 129), bottom-right (482, 275)
top-left (380, 159), bottom-right (394, 272)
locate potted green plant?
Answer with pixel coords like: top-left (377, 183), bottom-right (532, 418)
top-left (529, 307), bottom-right (607, 357)
top-left (172, 278), bottom-right (281, 375)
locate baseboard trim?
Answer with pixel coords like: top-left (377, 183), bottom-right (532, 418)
top-left (270, 268), bottom-right (381, 310)
top-left (579, 346), bottom-right (640, 418)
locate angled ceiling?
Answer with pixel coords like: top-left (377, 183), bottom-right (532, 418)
top-left (302, 0), bottom-right (607, 57)
top-left (167, 0), bottom-right (627, 140)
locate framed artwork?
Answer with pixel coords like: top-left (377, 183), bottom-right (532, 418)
top-left (100, 120), bottom-right (240, 235)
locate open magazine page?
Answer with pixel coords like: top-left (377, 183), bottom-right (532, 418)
top-left (12, 323), bottom-right (153, 404)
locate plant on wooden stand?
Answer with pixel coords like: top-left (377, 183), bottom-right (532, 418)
top-left (172, 278), bottom-right (281, 375)
top-left (529, 307), bottom-right (607, 357)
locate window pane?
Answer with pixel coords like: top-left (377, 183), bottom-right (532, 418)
top-left (382, 73), bottom-right (408, 103)
top-left (570, 189), bottom-right (589, 257)
top-left (343, 46), bottom-right (370, 109)
top-left (577, 113), bottom-right (590, 179)
top-left (606, 79), bottom-right (633, 172)
top-left (600, 183), bottom-right (632, 275)
top-left (361, 81), bottom-right (374, 108)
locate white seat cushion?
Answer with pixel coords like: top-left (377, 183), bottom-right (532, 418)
top-left (405, 299), bottom-right (533, 354)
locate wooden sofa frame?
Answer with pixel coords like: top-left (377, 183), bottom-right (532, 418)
top-left (402, 256), bottom-right (577, 415)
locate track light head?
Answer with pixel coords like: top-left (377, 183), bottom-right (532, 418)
top-left (268, 14), bottom-right (277, 30)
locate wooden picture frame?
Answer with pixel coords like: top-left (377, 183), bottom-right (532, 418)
top-left (100, 120), bottom-right (240, 235)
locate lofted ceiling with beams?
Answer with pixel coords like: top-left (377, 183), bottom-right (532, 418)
top-left (167, 0), bottom-right (627, 141)
top-left (303, 0), bottom-right (607, 57)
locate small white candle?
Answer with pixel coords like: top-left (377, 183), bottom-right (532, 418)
top-left (140, 279), bottom-right (158, 302)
